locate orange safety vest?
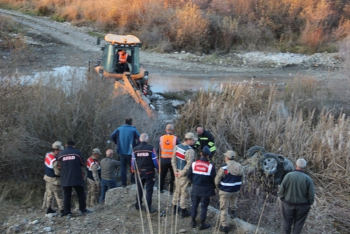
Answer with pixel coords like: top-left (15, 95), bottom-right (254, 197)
top-left (118, 51), bottom-right (128, 63)
top-left (160, 135), bottom-right (177, 159)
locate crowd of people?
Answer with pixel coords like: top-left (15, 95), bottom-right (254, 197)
top-left (43, 117), bottom-right (314, 234)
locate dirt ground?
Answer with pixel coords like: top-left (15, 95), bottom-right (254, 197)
top-left (0, 8), bottom-right (345, 234)
top-left (0, 184), bottom-right (273, 234)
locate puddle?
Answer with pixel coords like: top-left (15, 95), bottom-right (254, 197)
top-left (19, 66), bottom-right (88, 93)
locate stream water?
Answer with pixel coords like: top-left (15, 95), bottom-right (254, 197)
top-left (24, 65), bottom-right (339, 94)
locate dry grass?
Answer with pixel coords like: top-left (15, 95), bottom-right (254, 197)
top-left (1, 0), bottom-right (350, 52)
top-left (0, 70), bottom-right (158, 182)
top-left (1, 13), bottom-right (350, 234)
top-left (176, 76), bottom-right (350, 233)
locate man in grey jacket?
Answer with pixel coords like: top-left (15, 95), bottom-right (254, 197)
top-left (99, 149), bottom-right (120, 204)
top-left (278, 158), bottom-right (315, 234)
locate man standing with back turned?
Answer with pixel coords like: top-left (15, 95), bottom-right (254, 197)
top-left (215, 150), bottom-right (243, 233)
top-left (110, 117), bottom-right (140, 187)
top-left (99, 149), bottom-right (120, 204)
top-left (158, 124), bottom-right (180, 194)
top-left (86, 148), bottom-right (101, 207)
top-left (187, 146), bottom-right (216, 230)
top-left (132, 133), bottom-right (159, 213)
top-left (171, 132), bottom-right (196, 218)
top-left (57, 140), bottom-right (91, 217)
top-left (43, 141), bottom-right (64, 216)
top-left (278, 158), bottom-right (315, 234)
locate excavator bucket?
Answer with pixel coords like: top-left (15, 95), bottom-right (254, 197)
top-left (113, 73), bottom-right (155, 118)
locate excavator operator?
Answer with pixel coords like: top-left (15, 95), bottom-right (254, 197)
top-left (116, 49), bottom-right (132, 73)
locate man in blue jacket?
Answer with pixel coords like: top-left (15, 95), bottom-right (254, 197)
top-left (110, 117), bottom-right (140, 187)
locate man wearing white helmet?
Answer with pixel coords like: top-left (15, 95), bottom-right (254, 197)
top-left (43, 141), bottom-right (64, 216)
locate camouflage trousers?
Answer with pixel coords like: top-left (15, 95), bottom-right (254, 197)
top-left (219, 190), bottom-right (239, 227)
top-left (86, 178), bottom-right (99, 207)
top-left (172, 176), bottom-right (190, 209)
top-left (43, 175), bottom-right (64, 211)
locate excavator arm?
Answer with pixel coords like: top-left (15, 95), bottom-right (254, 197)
top-left (114, 73), bottom-right (155, 118)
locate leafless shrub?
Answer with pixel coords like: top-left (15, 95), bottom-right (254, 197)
top-left (0, 69), bottom-right (158, 180)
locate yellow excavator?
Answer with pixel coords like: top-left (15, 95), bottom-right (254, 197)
top-left (91, 34), bottom-right (155, 117)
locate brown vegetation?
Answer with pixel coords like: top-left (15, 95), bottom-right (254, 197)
top-left (175, 72), bottom-right (350, 232)
top-left (1, 13), bottom-right (350, 233)
top-left (1, 0), bottom-right (350, 53)
top-left (0, 14), bottom-right (161, 205)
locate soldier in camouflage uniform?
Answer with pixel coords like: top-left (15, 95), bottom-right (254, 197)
top-left (86, 148), bottom-right (101, 207)
top-left (43, 141), bottom-right (64, 215)
top-left (215, 150), bottom-right (244, 233)
top-left (171, 132), bottom-right (196, 218)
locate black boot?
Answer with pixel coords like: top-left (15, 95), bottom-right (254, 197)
top-left (199, 219), bottom-right (211, 230)
top-left (230, 209), bottom-right (237, 219)
top-left (191, 218), bottom-right (197, 228)
top-left (180, 208), bottom-right (190, 218)
top-left (46, 207), bottom-right (56, 214)
top-left (173, 205), bottom-right (181, 214)
top-left (219, 225), bottom-right (229, 233)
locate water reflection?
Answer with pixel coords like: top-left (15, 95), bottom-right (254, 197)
top-left (24, 66), bottom-right (327, 94)
top-left (149, 71), bottom-right (283, 93)
top-left (20, 66), bottom-right (87, 93)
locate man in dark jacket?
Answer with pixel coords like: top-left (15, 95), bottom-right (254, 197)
top-left (110, 117), bottom-right (140, 187)
top-left (195, 126), bottom-right (216, 158)
top-left (187, 146), bottom-right (216, 230)
top-left (278, 158), bottom-right (315, 234)
top-left (57, 140), bottom-right (90, 217)
top-left (131, 133), bottom-right (159, 214)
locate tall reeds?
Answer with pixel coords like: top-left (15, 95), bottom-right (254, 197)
top-left (176, 78), bottom-right (350, 233)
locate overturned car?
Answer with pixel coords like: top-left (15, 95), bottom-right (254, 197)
top-left (242, 146), bottom-right (294, 185)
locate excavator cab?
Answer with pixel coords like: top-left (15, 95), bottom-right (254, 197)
top-left (95, 34), bottom-right (150, 92)
top-left (93, 34), bottom-right (155, 117)
top-left (101, 42), bottom-right (140, 75)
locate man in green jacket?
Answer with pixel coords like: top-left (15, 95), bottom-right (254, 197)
top-left (278, 158), bottom-right (315, 234)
